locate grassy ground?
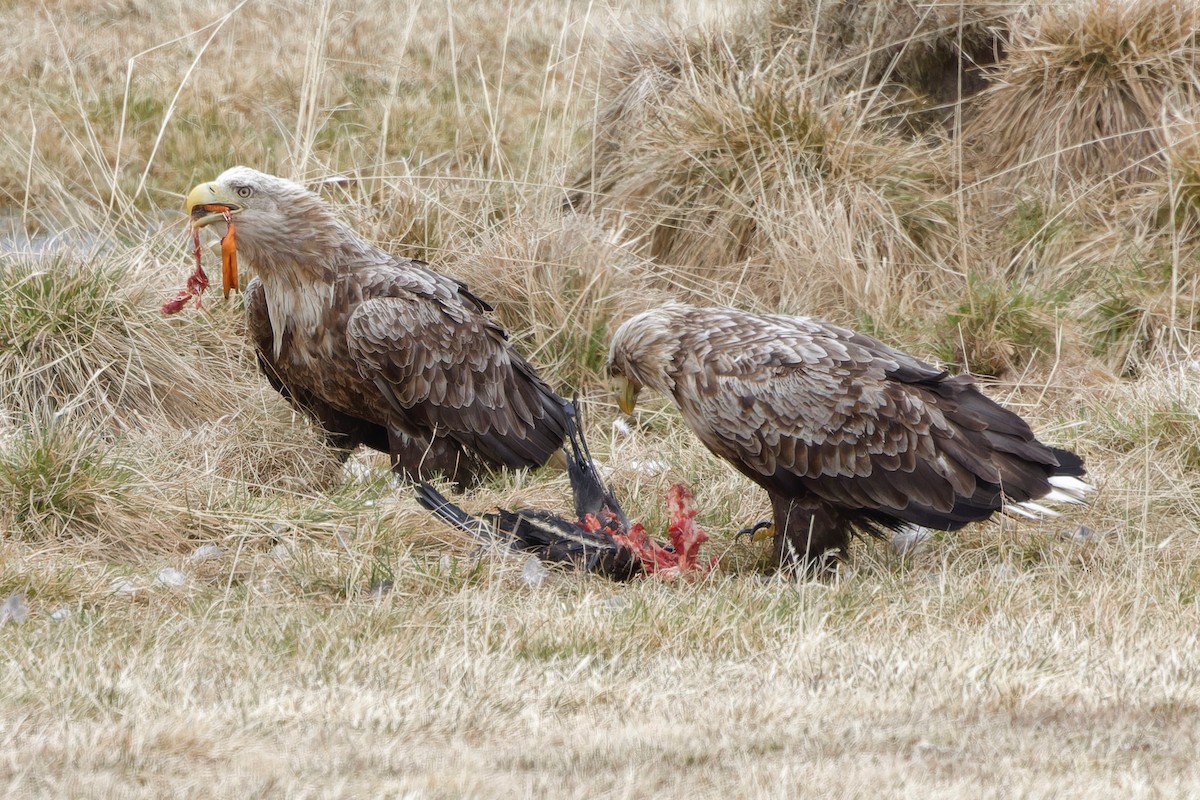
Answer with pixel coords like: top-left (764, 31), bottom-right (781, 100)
top-left (2, 0), bottom-right (1200, 796)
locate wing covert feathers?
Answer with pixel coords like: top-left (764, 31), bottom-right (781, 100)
top-left (338, 265), bottom-right (570, 472)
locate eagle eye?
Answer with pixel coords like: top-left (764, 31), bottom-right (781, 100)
top-left (236, 185), bottom-right (253, 199)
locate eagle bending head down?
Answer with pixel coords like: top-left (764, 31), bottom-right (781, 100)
top-left (607, 303), bottom-right (1092, 573)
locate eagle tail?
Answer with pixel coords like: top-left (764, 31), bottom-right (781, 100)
top-left (563, 401), bottom-right (632, 529)
top-left (411, 479), bottom-right (640, 581)
top-left (1006, 474), bottom-right (1093, 519)
top-left (1003, 444), bottom-right (1093, 519)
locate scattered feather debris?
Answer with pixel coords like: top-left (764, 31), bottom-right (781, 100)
top-left (110, 578), bottom-right (141, 597)
top-left (890, 526), bottom-right (932, 557)
top-left (597, 459), bottom-right (670, 479)
top-left (188, 544), bottom-right (225, 562)
top-left (156, 567), bottom-right (187, 588)
top-left (0, 593), bottom-right (29, 624)
top-left (342, 458), bottom-right (403, 487)
top-left (521, 556), bottom-right (550, 588)
top-left (1061, 525), bottom-right (1111, 544)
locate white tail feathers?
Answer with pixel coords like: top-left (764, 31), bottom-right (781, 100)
top-left (1007, 474), bottom-right (1095, 520)
top-left (1046, 475), bottom-right (1095, 502)
top-left (892, 475), bottom-right (1095, 555)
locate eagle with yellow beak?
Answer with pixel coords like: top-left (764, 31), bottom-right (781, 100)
top-left (185, 166), bottom-right (571, 487)
top-left (607, 303), bottom-right (1092, 573)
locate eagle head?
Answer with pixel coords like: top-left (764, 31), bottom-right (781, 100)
top-left (185, 166), bottom-right (344, 284)
top-left (607, 305), bottom-right (688, 414)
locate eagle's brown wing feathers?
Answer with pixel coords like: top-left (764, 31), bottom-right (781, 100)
top-left (246, 277), bottom-right (391, 455)
top-left (677, 346), bottom-right (957, 519)
top-left (669, 312), bottom-right (1072, 532)
top-left (345, 266), bottom-right (568, 470)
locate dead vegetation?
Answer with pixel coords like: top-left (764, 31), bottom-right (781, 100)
top-left (766, 0), bottom-right (1010, 125)
top-left (966, 0), bottom-right (1200, 187)
top-left (1, 0), bottom-right (1200, 795)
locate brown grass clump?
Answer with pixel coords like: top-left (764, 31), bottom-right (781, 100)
top-left (0, 234), bottom-right (353, 559)
top-left (767, 0), bottom-right (1011, 127)
top-left (446, 213), bottom-right (667, 393)
top-left (1081, 237), bottom-right (1200, 378)
top-left (966, 0), bottom-right (1200, 188)
top-left (1060, 116), bottom-right (1200, 375)
top-left (0, 242), bottom-right (340, 480)
top-left (566, 31), bottom-right (957, 318)
top-left (1157, 116), bottom-right (1200, 232)
top-left (0, 249), bottom-right (247, 424)
top-left (933, 271), bottom-right (1069, 378)
top-left (0, 411), bottom-right (184, 555)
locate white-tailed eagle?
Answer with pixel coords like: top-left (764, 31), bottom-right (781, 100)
top-left (607, 303), bottom-right (1091, 572)
top-left (184, 166), bottom-right (570, 487)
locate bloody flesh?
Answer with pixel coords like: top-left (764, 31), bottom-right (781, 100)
top-left (161, 210), bottom-right (235, 315)
top-left (601, 482), bottom-right (716, 579)
top-left (220, 220), bottom-right (238, 298)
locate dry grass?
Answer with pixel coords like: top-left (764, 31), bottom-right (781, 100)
top-left (767, 0), bottom-right (1010, 128)
top-left (5, 549), bottom-right (1200, 798)
top-left (965, 0), bottom-right (1200, 188)
top-left (2, 0), bottom-right (1200, 795)
top-left (564, 28), bottom-right (963, 334)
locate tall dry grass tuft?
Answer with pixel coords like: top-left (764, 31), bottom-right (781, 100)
top-left (933, 270), bottom-right (1070, 378)
top-left (0, 409), bottom-right (186, 555)
top-left (446, 213), bottom-right (667, 393)
top-left (1052, 115), bottom-right (1200, 376)
top-left (566, 29), bottom-right (958, 321)
top-left (0, 218), bottom-right (370, 558)
top-left (0, 249), bottom-right (246, 424)
top-left (965, 0), bottom-right (1200, 188)
top-left (767, 0), bottom-right (1011, 128)
top-left (1152, 115), bottom-right (1200, 245)
top-left (0, 242), bottom-right (354, 557)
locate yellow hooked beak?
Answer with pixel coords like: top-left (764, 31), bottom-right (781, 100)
top-left (616, 375), bottom-right (640, 415)
top-left (185, 181), bottom-right (242, 298)
top-left (185, 182), bottom-right (243, 228)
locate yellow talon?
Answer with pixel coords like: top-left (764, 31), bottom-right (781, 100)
top-left (735, 520), bottom-right (774, 544)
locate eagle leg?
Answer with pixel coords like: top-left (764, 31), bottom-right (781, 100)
top-left (387, 429), bottom-right (482, 491)
top-left (770, 495), bottom-right (850, 576)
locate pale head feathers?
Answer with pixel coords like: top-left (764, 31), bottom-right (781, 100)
top-left (607, 303), bottom-right (692, 396)
top-left (209, 166), bottom-right (372, 280)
